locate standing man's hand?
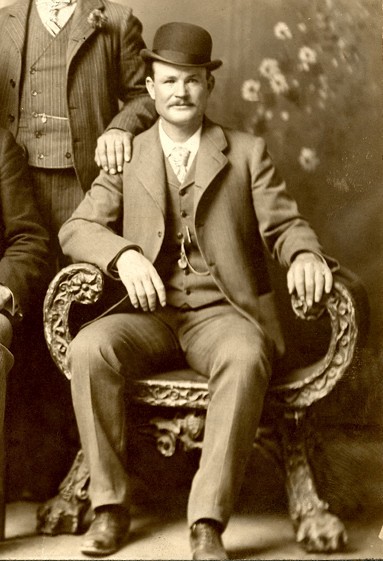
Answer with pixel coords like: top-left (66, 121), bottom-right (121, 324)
top-left (287, 252), bottom-right (333, 308)
top-left (95, 129), bottom-right (134, 175)
top-left (116, 250), bottom-right (166, 312)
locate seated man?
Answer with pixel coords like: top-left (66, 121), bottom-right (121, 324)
top-left (59, 22), bottom-right (336, 559)
top-left (0, 127), bottom-right (49, 450)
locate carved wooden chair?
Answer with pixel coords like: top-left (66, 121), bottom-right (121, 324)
top-left (36, 262), bottom-right (368, 553)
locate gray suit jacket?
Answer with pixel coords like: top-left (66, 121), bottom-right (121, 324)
top-left (60, 119), bottom-right (330, 352)
top-left (0, 0), bottom-right (156, 191)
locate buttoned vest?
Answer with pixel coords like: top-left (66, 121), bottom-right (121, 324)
top-left (157, 157), bottom-right (225, 309)
top-left (17, 1), bottom-right (72, 168)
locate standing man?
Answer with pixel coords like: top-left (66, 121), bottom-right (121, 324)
top-left (0, 0), bottom-right (156, 259)
top-left (59, 23), bottom-right (336, 559)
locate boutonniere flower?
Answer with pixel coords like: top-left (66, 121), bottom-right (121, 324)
top-left (87, 8), bottom-right (108, 29)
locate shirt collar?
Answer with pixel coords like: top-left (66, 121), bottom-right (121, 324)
top-left (158, 120), bottom-right (202, 160)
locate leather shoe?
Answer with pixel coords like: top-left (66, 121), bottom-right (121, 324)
top-left (190, 519), bottom-right (228, 560)
top-left (81, 506), bottom-right (130, 557)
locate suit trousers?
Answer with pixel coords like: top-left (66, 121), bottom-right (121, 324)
top-left (68, 301), bottom-right (274, 529)
top-left (29, 167), bottom-right (84, 267)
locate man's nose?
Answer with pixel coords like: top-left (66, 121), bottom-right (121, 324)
top-left (174, 81), bottom-right (187, 97)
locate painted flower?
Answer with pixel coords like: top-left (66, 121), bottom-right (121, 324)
top-left (298, 147), bottom-right (320, 171)
top-left (297, 22), bottom-right (307, 33)
top-left (259, 58), bottom-right (280, 79)
top-left (274, 22), bottom-right (292, 40)
top-left (280, 111), bottom-right (290, 121)
top-left (87, 8), bottom-right (108, 29)
top-left (298, 46), bottom-right (318, 65)
top-left (269, 72), bottom-right (289, 94)
top-left (241, 79), bottom-right (261, 102)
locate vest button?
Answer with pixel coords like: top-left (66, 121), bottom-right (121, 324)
top-left (35, 131), bottom-right (43, 138)
top-left (37, 153), bottom-right (45, 160)
top-left (8, 114), bottom-right (15, 123)
top-left (177, 232), bottom-right (183, 239)
top-left (180, 210), bottom-right (187, 218)
top-left (65, 152), bottom-right (72, 159)
top-left (30, 67), bottom-right (36, 74)
top-left (31, 90), bottom-right (38, 96)
top-left (10, 79), bottom-right (16, 88)
top-left (180, 190), bottom-right (186, 196)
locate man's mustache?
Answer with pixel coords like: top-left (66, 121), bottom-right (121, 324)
top-left (170, 102), bottom-right (194, 107)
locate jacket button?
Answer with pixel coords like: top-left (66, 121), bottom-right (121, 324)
top-left (65, 152), bottom-right (72, 159)
top-left (10, 79), bottom-right (16, 88)
top-left (185, 289), bottom-right (191, 295)
top-left (8, 114), bottom-right (15, 123)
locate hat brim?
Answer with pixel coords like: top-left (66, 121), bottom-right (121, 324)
top-left (140, 49), bottom-right (222, 71)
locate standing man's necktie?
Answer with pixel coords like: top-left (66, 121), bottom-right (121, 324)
top-left (36, 0), bottom-right (73, 36)
top-left (169, 146), bottom-right (191, 183)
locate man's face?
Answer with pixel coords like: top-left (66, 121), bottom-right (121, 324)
top-left (146, 62), bottom-right (214, 134)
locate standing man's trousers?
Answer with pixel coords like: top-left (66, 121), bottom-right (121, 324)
top-left (68, 302), bottom-right (274, 529)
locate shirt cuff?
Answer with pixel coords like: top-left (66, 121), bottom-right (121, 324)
top-left (107, 245), bottom-right (143, 278)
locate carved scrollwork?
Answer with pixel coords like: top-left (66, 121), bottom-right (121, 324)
top-left (43, 263), bottom-right (104, 379)
top-left (133, 379), bottom-right (209, 409)
top-left (272, 281), bottom-right (358, 409)
top-left (148, 413), bottom-right (205, 456)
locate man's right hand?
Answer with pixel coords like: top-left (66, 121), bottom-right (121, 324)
top-left (116, 250), bottom-right (166, 312)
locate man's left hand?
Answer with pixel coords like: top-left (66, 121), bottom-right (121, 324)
top-left (94, 129), bottom-right (134, 174)
top-left (287, 252), bottom-right (333, 308)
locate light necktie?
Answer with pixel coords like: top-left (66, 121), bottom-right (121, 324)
top-left (37, 0), bottom-right (73, 35)
top-left (169, 146), bottom-right (190, 183)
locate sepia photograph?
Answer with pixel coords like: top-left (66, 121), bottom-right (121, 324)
top-left (0, 0), bottom-right (381, 558)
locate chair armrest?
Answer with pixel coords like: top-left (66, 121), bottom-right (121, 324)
top-left (271, 266), bottom-right (368, 410)
top-left (43, 263), bottom-right (104, 379)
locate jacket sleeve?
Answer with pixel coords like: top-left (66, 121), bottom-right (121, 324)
top-left (0, 131), bottom-right (50, 316)
top-left (59, 169), bottom-right (137, 274)
top-left (250, 137), bottom-right (337, 269)
top-left (105, 9), bottom-right (157, 135)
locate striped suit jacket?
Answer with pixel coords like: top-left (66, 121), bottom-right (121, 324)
top-left (0, 0), bottom-right (156, 192)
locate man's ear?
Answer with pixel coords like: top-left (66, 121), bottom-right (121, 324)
top-left (146, 77), bottom-right (155, 100)
top-left (207, 74), bottom-right (215, 94)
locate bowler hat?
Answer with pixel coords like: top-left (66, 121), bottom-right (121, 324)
top-left (141, 22), bottom-right (222, 71)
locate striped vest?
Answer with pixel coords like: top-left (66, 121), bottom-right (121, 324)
top-left (157, 157), bottom-right (225, 309)
top-left (17, 1), bottom-right (72, 168)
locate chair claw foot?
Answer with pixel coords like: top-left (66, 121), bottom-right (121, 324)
top-left (296, 511), bottom-right (348, 553)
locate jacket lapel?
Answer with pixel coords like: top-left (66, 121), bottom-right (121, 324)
top-left (6, 0), bottom-right (30, 54)
top-left (66, 0), bottom-right (103, 69)
top-left (194, 121), bottom-right (228, 209)
top-left (135, 123), bottom-right (167, 217)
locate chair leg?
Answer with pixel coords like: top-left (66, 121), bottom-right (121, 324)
top-left (36, 450), bottom-right (90, 535)
top-left (281, 410), bottom-right (348, 552)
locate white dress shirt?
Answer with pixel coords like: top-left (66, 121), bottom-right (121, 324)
top-left (36, 0), bottom-right (77, 36)
top-left (159, 120), bottom-right (201, 177)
